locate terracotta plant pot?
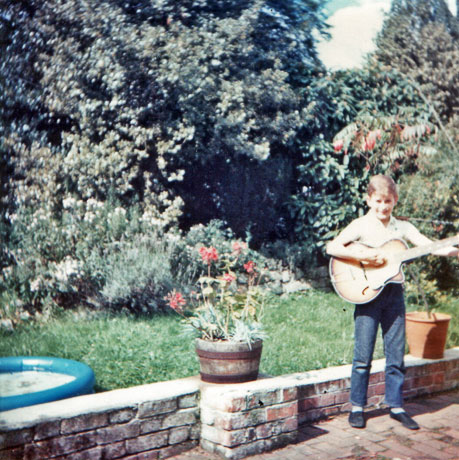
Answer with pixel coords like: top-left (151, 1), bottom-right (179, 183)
top-left (195, 339), bottom-right (263, 384)
top-left (405, 311), bottom-right (451, 359)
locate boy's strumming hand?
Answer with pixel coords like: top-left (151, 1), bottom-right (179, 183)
top-left (358, 248), bottom-right (386, 266)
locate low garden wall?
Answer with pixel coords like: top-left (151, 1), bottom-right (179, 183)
top-left (0, 380), bottom-right (200, 460)
top-left (1, 348), bottom-right (458, 460)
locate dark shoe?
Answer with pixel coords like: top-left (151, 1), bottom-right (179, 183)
top-left (349, 411), bottom-right (365, 428)
top-left (390, 411), bottom-right (420, 430)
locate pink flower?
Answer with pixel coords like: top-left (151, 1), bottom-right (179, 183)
top-left (165, 291), bottom-right (186, 313)
top-left (199, 246), bottom-right (218, 264)
top-left (232, 241), bottom-right (247, 255)
top-left (434, 224), bottom-right (444, 233)
top-left (333, 139), bottom-right (344, 153)
top-left (222, 273), bottom-right (236, 284)
top-left (363, 132), bottom-right (377, 151)
top-left (244, 261), bottom-right (256, 274)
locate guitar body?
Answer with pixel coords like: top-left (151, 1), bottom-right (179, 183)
top-left (329, 239), bottom-right (408, 304)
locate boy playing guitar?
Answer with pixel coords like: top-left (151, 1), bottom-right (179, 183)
top-left (326, 175), bottom-right (458, 430)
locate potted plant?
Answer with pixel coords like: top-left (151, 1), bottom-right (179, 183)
top-left (405, 266), bottom-right (451, 359)
top-left (165, 242), bottom-right (266, 383)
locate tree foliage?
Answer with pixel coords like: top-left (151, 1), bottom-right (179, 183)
top-left (374, 0), bottom-right (459, 123)
top-left (370, 0), bottom-right (459, 292)
top-left (0, 0), bottom-right (328, 242)
top-left (288, 64), bottom-right (430, 253)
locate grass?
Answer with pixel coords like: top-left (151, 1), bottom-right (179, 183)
top-left (261, 291), bottom-right (372, 375)
top-left (0, 311), bottom-right (197, 392)
top-left (0, 290), bottom-right (457, 391)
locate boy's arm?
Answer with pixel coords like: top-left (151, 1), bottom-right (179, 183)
top-left (326, 222), bottom-right (386, 266)
top-left (405, 225), bottom-right (459, 257)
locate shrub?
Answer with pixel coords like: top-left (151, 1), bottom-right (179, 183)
top-left (1, 197), bottom-right (181, 318)
top-left (396, 138), bottom-right (459, 292)
top-left (171, 220), bottom-right (268, 286)
top-left (288, 64), bottom-right (428, 258)
top-left (99, 234), bottom-right (176, 314)
top-left (0, 0), bottom-right (327, 245)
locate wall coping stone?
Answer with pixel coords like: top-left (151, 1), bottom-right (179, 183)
top-left (404, 347), bottom-right (459, 366)
top-left (0, 377), bottom-right (200, 430)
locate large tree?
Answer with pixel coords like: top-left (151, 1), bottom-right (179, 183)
top-left (374, 0), bottom-right (459, 123)
top-left (0, 0), bottom-right (328, 241)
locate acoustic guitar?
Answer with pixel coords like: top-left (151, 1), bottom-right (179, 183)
top-left (329, 235), bottom-right (459, 304)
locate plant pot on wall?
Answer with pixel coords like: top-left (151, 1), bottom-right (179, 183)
top-left (405, 311), bottom-right (451, 359)
top-left (195, 339), bottom-right (263, 384)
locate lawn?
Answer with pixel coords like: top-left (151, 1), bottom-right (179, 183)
top-left (0, 290), bottom-right (457, 392)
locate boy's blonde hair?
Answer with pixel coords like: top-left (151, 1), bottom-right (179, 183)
top-left (367, 175), bottom-right (398, 198)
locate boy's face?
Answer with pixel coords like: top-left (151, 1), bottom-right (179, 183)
top-left (366, 191), bottom-right (397, 224)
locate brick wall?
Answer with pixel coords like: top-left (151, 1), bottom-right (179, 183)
top-left (1, 348), bottom-right (458, 460)
top-left (199, 348), bottom-right (459, 459)
top-left (200, 384), bottom-right (299, 459)
top-left (0, 379), bottom-right (200, 460)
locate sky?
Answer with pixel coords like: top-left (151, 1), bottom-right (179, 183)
top-left (317, 0), bottom-right (458, 70)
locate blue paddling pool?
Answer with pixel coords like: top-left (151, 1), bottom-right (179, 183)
top-left (0, 356), bottom-right (95, 411)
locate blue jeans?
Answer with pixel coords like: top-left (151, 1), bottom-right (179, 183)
top-left (350, 283), bottom-right (406, 408)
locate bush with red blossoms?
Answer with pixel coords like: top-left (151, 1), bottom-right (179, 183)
top-left (332, 110), bottom-right (437, 174)
top-left (165, 241), bottom-right (266, 344)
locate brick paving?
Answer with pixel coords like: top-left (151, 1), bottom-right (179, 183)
top-left (173, 390), bottom-right (459, 460)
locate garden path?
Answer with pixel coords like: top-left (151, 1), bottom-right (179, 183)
top-left (173, 389), bottom-right (459, 459)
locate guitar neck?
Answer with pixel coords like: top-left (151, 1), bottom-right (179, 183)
top-left (400, 235), bottom-right (459, 263)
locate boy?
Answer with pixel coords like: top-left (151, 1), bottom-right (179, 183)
top-left (326, 175), bottom-right (458, 430)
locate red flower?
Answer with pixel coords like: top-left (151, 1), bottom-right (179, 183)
top-left (244, 261), bottom-right (256, 274)
top-left (165, 291), bottom-right (186, 313)
top-left (199, 246), bottom-right (218, 264)
top-left (333, 139), bottom-right (344, 153)
top-left (222, 273), bottom-right (236, 284)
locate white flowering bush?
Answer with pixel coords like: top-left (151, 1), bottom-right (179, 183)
top-left (0, 195), bottom-right (181, 320)
top-left (0, 0), bottom-right (327, 319)
top-left (0, 0), bottom-right (326, 245)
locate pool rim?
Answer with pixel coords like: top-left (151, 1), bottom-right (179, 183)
top-left (0, 356), bottom-right (95, 412)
